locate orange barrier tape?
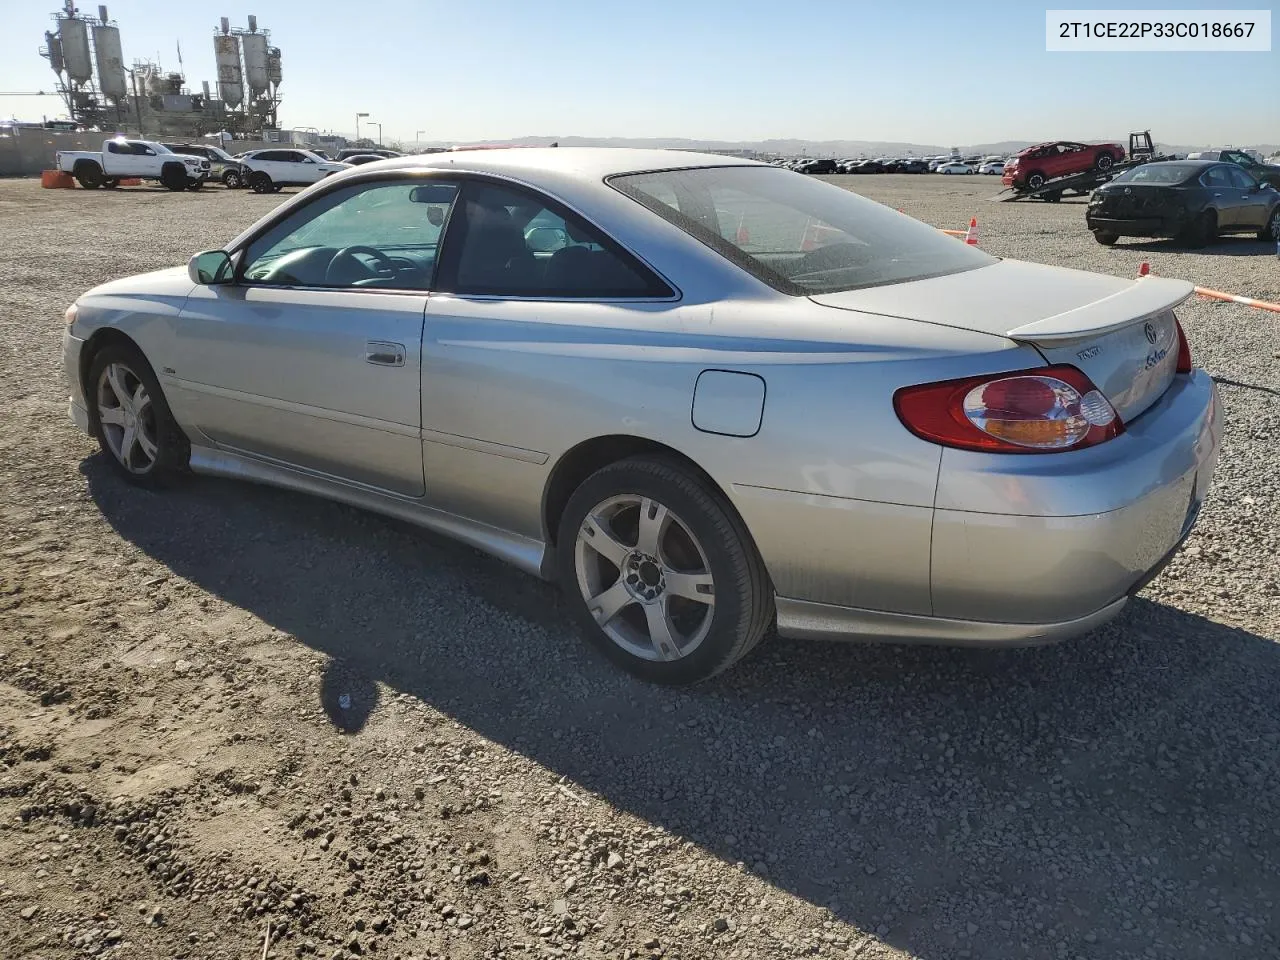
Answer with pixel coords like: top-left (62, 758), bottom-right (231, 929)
top-left (1139, 262), bottom-right (1280, 314)
top-left (1194, 286), bottom-right (1280, 314)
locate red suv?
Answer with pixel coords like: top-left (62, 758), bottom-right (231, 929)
top-left (1002, 141), bottom-right (1126, 190)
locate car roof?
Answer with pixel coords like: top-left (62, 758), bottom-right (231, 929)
top-left (364, 147), bottom-right (763, 183)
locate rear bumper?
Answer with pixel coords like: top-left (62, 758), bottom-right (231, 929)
top-left (1087, 214), bottom-right (1185, 237)
top-left (930, 370), bottom-right (1221, 623)
top-left (772, 371), bottom-right (1221, 645)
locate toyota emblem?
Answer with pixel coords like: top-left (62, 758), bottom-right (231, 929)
top-left (1144, 322), bottom-right (1158, 344)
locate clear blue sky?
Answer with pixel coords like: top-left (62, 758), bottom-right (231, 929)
top-left (2, 1), bottom-right (1275, 146)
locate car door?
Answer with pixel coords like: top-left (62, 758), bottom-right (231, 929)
top-left (419, 178), bottom-right (678, 536)
top-left (132, 142), bottom-right (164, 178)
top-left (1225, 166), bottom-right (1266, 229)
top-left (1199, 166), bottom-right (1239, 227)
top-left (171, 177), bottom-right (460, 497)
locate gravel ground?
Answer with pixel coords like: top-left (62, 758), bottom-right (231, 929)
top-left (0, 173), bottom-right (1278, 960)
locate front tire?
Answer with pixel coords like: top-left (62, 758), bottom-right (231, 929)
top-left (557, 456), bottom-right (773, 684)
top-left (1258, 206), bottom-right (1280, 242)
top-left (1095, 152), bottom-right (1115, 172)
top-left (1025, 172), bottom-right (1046, 191)
top-left (222, 169), bottom-right (242, 188)
top-left (1093, 230), bottom-right (1119, 246)
top-left (160, 164), bottom-right (188, 192)
top-left (87, 342), bottom-right (189, 485)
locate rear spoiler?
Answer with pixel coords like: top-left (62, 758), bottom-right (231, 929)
top-left (1006, 276), bottom-right (1194, 344)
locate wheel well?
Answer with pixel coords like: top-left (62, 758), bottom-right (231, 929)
top-left (73, 159), bottom-right (100, 173)
top-left (542, 435), bottom-right (731, 545)
top-left (79, 328), bottom-right (143, 398)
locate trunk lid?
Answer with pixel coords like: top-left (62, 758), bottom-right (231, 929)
top-left (810, 260), bottom-right (1193, 422)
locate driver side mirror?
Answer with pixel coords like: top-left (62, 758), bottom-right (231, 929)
top-left (188, 249), bottom-right (233, 285)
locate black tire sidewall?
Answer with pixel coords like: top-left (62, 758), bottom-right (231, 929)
top-left (86, 342), bottom-right (188, 486)
top-left (556, 457), bottom-right (770, 684)
top-left (1259, 207), bottom-right (1280, 242)
top-left (1027, 173), bottom-right (1045, 190)
top-left (1094, 231), bottom-right (1118, 245)
top-left (251, 172), bottom-right (273, 193)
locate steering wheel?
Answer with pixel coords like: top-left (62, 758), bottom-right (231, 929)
top-left (326, 245), bottom-right (397, 285)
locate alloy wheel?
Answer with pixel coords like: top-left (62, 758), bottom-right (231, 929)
top-left (95, 362), bottom-right (159, 475)
top-left (574, 495), bottom-right (715, 662)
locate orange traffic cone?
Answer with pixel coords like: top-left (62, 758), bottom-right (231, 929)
top-left (964, 217), bottom-right (979, 245)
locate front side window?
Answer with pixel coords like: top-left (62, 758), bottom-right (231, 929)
top-left (241, 179), bottom-right (459, 290)
top-left (436, 181), bottom-right (672, 298)
top-left (610, 165), bottom-right (993, 295)
top-left (1226, 167), bottom-right (1258, 190)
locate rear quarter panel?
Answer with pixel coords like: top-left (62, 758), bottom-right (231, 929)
top-left (418, 295), bottom-right (1040, 612)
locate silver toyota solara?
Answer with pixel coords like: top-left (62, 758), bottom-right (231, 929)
top-left (61, 148), bottom-right (1222, 683)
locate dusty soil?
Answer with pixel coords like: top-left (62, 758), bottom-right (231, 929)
top-left (0, 174), bottom-right (1278, 960)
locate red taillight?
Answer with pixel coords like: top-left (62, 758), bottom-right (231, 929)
top-left (1174, 319), bottom-right (1192, 373)
top-left (893, 365), bottom-right (1123, 454)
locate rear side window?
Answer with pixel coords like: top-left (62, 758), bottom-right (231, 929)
top-left (1201, 166), bottom-right (1232, 188)
top-left (610, 165), bottom-right (993, 295)
top-left (435, 180), bottom-right (672, 299)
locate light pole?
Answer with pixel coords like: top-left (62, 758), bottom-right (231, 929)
top-left (355, 111), bottom-right (368, 144)
top-left (415, 129), bottom-right (424, 147)
top-left (374, 122), bottom-right (382, 147)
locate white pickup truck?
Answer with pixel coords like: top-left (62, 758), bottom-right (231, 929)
top-left (55, 138), bottom-right (211, 191)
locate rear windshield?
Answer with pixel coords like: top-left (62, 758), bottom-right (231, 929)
top-left (1112, 164), bottom-right (1198, 184)
top-left (608, 166), bottom-right (994, 296)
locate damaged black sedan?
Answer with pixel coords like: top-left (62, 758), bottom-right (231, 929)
top-left (1087, 160), bottom-right (1280, 248)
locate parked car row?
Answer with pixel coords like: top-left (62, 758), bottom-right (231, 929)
top-left (55, 138), bottom-right (405, 193)
top-left (770, 155), bottom-right (1010, 176)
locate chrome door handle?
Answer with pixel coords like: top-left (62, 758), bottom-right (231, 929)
top-left (366, 341), bottom-right (406, 366)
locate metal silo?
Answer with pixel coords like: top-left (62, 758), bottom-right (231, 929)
top-left (214, 33), bottom-right (244, 107)
top-left (266, 47), bottom-right (282, 87)
top-left (92, 22), bottom-right (127, 101)
top-left (241, 31), bottom-right (269, 97)
top-left (44, 31), bottom-right (65, 76)
top-left (58, 16), bottom-right (94, 85)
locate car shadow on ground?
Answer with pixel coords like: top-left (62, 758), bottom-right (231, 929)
top-left (85, 459), bottom-right (1280, 960)
top-left (1117, 236), bottom-right (1277, 256)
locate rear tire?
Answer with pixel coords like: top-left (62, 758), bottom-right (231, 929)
top-left (557, 456), bottom-right (773, 684)
top-left (102, 178), bottom-right (119, 189)
top-left (1095, 152), bottom-right (1115, 172)
top-left (250, 172), bottom-right (274, 194)
top-left (1093, 231), bottom-right (1119, 246)
top-left (1181, 210), bottom-right (1217, 249)
top-left (1258, 207), bottom-right (1280, 242)
top-left (86, 342), bottom-right (189, 487)
top-left (74, 163), bottom-right (103, 189)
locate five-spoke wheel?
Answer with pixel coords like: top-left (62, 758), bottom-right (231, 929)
top-left (87, 343), bottom-right (188, 484)
top-left (558, 456), bottom-right (773, 684)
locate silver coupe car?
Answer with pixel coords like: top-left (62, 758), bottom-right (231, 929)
top-left (61, 149), bottom-right (1222, 683)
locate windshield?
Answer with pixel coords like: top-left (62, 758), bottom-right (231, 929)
top-left (207, 146), bottom-right (233, 161)
top-left (610, 166), bottom-right (993, 295)
top-left (1112, 164), bottom-right (1197, 185)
